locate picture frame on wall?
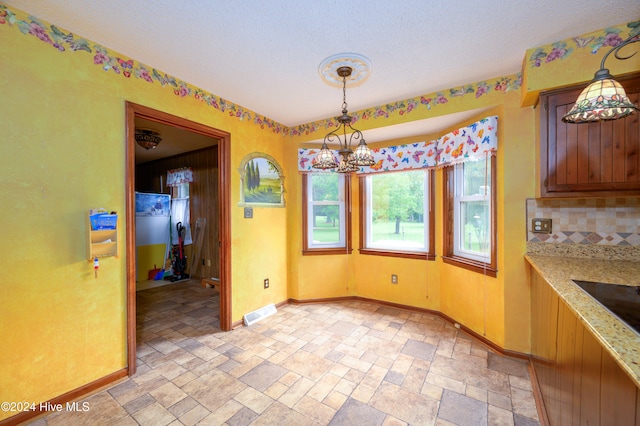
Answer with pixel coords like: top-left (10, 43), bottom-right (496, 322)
top-left (238, 152), bottom-right (285, 207)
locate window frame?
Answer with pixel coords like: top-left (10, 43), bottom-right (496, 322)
top-left (302, 173), bottom-right (352, 255)
top-left (359, 169), bottom-right (435, 260)
top-left (442, 156), bottom-right (497, 276)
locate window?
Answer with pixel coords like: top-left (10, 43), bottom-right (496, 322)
top-left (170, 182), bottom-right (192, 245)
top-left (173, 182), bottom-right (190, 199)
top-left (302, 173), bottom-right (351, 254)
top-left (443, 156), bottom-right (497, 276)
top-left (360, 169), bottom-right (435, 259)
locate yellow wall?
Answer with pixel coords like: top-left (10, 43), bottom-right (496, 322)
top-left (288, 98), bottom-right (535, 353)
top-left (0, 5), bottom-right (288, 418)
top-left (136, 244), bottom-right (167, 281)
top-left (285, 21), bottom-right (639, 355)
top-left (1, 3), bottom-right (638, 419)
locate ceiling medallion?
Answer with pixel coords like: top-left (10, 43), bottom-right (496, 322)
top-left (318, 53), bottom-right (372, 87)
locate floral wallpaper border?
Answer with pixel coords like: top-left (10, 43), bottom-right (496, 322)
top-left (527, 21), bottom-right (640, 69)
top-left (0, 4), bottom-right (286, 134)
top-left (289, 75), bottom-right (519, 139)
top-left (2, 4), bottom-right (636, 138)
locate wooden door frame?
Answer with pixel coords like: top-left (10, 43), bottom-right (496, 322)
top-left (125, 102), bottom-right (232, 375)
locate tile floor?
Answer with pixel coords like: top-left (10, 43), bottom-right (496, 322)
top-left (30, 281), bottom-right (540, 425)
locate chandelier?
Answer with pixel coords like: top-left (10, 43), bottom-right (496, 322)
top-left (313, 66), bottom-right (375, 173)
top-left (135, 128), bottom-right (162, 150)
top-left (562, 34), bottom-right (639, 123)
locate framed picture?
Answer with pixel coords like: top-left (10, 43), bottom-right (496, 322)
top-left (238, 152), bottom-right (285, 207)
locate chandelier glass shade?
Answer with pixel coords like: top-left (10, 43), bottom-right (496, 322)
top-left (312, 66), bottom-right (375, 172)
top-left (135, 128), bottom-right (162, 150)
top-left (563, 35), bottom-right (640, 123)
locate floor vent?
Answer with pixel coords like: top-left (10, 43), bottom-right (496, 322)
top-left (243, 303), bottom-right (277, 326)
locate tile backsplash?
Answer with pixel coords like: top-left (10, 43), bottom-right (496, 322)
top-left (526, 197), bottom-right (640, 246)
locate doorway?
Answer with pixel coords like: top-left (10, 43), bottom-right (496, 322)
top-left (125, 102), bottom-right (232, 376)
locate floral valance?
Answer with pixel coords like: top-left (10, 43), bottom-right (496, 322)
top-left (298, 115), bottom-right (498, 174)
top-left (166, 167), bottom-right (194, 186)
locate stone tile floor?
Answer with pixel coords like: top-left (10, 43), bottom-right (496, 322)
top-left (30, 281), bottom-right (540, 425)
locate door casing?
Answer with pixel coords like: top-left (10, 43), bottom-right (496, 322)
top-left (125, 102), bottom-right (232, 375)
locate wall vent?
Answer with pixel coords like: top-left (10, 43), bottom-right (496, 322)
top-left (243, 303), bottom-right (277, 326)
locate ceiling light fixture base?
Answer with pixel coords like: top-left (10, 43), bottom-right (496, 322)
top-left (318, 53), bottom-right (372, 87)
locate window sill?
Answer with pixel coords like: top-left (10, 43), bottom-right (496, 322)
top-left (359, 248), bottom-right (435, 261)
top-left (303, 248), bottom-right (353, 256)
top-left (442, 255), bottom-right (497, 277)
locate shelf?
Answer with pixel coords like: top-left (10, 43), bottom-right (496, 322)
top-left (87, 212), bottom-right (118, 260)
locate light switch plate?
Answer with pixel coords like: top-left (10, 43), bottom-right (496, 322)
top-left (244, 207), bottom-right (253, 219)
top-left (532, 218), bottom-right (552, 234)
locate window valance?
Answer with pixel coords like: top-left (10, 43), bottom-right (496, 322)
top-left (166, 167), bottom-right (194, 186)
top-left (298, 115), bottom-right (497, 174)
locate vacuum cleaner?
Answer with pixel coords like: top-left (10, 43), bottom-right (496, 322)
top-left (170, 222), bottom-right (189, 282)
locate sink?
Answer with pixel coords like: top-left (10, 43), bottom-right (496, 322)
top-left (573, 280), bottom-right (640, 335)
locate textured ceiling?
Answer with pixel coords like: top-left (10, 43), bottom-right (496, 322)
top-left (4, 0), bottom-right (638, 138)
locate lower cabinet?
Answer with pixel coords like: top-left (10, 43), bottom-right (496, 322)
top-left (530, 269), bottom-right (640, 425)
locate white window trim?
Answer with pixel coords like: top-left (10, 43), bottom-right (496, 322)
top-left (452, 163), bottom-right (491, 263)
top-left (363, 170), bottom-right (430, 253)
top-left (306, 174), bottom-right (346, 249)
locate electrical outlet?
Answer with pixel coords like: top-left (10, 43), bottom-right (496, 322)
top-left (391, 274), bottom-right (398, 284)
top-left (532, 218), bottom-right (552, 234)
top-left (264, 278), bottom-right (269, 289)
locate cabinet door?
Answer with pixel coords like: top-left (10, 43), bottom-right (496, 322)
top-left (530, 267), bottom-right (640, 425)
top-left (530, 269), bottom-right (559, 422)
top-left (540, 74), bottom-right (640, 197)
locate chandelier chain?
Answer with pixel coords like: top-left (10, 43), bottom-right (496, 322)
top-left (342, 75), bottom-right (348, 112)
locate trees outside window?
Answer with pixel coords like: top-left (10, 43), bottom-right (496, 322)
top-left (443, 157), bottom-right (497, 276)
top-left (302, 173), bottom-right (351, 254)
top-left (360, 169), bottom-right (434, 260)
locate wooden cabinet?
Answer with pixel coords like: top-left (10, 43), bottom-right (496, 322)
top-left (530, 268), bottom-right (640, 425)
top-left (539, 74), bottom-right (640, 197)
top-left (87, 212), bottom-right (118, 260)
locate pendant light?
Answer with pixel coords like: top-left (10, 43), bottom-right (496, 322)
top-left (562, 35), bottom-right (640, 123)
top-left (313, 66), bottom-right (375, 172)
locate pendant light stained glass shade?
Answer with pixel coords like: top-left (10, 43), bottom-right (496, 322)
top-left (562, 34), bottom-right (640, 124)
top-left (562, 78), bottom-right (639, 123)
top-left (337, 154), bottom-right (359, 173)
top-left (312, 143), bottom-right (339, 169)
top-left (350, 139), bottom-right (376, 166)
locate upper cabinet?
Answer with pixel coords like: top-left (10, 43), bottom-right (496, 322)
top-left (539, 74), bottom-right (640, 197)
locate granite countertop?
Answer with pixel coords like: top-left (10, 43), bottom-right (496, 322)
top-left (525, 254), bottom-right (640, 387)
